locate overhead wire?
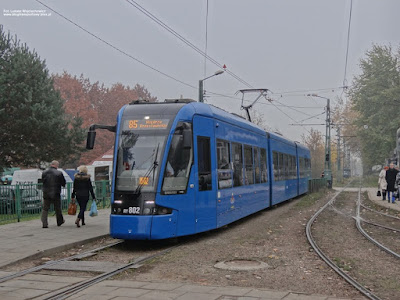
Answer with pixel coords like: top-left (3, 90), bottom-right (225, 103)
top-left (123, 0), bottom-right (324, 130)
top-left (208, 92), bottom-right (323, 109)
top-left (36, 0), bottom-right (326, 136)
top-left (268, 101), bottom-right (311, 135)
top-left (271, 86), bottom-right (345, 96)
top-left (204, 0), bottom-right (209, 79)
top-left (296, 112), bottom-right (326, 124)
top-left (124, 0), bottom-right (253, 88)
top-left (343, 0), bottom-right (353, 89)
top-left (34, 0), bottom-right (198, 90)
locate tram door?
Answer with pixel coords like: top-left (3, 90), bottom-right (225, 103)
top-left (193, 116), bottom-right (217, 233)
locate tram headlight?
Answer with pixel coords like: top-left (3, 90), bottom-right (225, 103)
top-left (143, 207), bottom-right (152, 215)
top-left (155, 205), bottom-right (172, 215)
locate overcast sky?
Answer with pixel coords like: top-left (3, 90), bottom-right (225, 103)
top-left (2, 0), bottom-right (400, 141)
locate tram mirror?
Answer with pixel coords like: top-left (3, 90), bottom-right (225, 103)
top-left (86, 131), bottom-right (96, 150)
top-left (183, 128), bottom-right (192, 149)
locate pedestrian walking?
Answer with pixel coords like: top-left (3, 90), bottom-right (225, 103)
top-left (71, 165), bottom-right (96, 228)
top-left (385, 163), bottom-right (399, 204)
top-left (41, 160), bottom-right (66, 228)
top-left (378, 166), bottom-right (388, 200)
top-left (394, 171), bottom-right (400, 203)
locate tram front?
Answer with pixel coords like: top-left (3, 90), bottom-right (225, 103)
top-left (87, 100), bottom-right (194, 240)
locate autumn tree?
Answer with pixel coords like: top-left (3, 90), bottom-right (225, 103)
top-left (301, 129), bottom-right (325, 178)
top-left (348, 44), bottom-right (400, 172)
top-left (53, 73), bottom-right (157, 166)
top-left (0, 26), bottom-right (85, 170)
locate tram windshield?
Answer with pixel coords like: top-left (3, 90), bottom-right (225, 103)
top-left (115, 131), bottom-right (166, 192)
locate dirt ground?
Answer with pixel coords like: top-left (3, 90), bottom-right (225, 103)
top-left (7, 190), bottom-right (399, 299)
top-left (312, 192), bottom-right (400, 300)
top-left (112, 191), bottom-right (366, 299)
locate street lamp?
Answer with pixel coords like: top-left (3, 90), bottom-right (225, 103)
top-left (307, 93), bottom-right (332, 188)
top-left (199, 70), bottom-right (224, 102)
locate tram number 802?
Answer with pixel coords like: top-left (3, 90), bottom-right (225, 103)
top-left (128, 207), bottom-right (140, 214)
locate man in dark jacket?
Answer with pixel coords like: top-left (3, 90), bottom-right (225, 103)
top-left (41, 160), bottom-right (66, 228)
top-left (385, 163), bottom-right (399, 204)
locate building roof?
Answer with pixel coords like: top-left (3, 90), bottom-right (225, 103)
top-left (89, 148), bottom-right (114, 166)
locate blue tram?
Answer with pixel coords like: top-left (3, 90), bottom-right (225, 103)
top-left (86, 99), bottom-right (311, 240)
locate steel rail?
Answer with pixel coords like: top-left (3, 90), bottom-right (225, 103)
top-left (360, 203), bottom-right (400, 220)
top-left (306, 181), bottom-right (382, 300)
top-left (355, 188), bottom-right (400, 260)
top-left (0, 240), bottom-right (124, 283)
top-left (39, 244), bottom-right (179, 300)
top-left (359, 218), bottom-right (400, 233)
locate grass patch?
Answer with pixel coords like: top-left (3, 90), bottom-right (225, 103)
top-left (333, 257), bottom-right (354, 272)
top-left (295, 191), bottom-right (326, 208)
top-left (362, 175), bottom-right (379, 188)
top-left (378, 278), bottom-right (400, 291)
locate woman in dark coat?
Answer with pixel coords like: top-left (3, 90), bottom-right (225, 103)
top-left (385, 163), bottom-right (399, 203)
top-left (72, 165), bottom-right (96, 227)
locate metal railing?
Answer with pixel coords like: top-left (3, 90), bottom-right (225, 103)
top-left (0, 181), bottom-right (111, 224)
top-left (308, 178), bottom-right (327, 193)
top-left (1, 178), bottom-right (325, 224)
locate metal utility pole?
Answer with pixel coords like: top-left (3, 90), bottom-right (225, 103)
top-left (337, 126), bottom-right (341, 183)
top-left (326, 97), bottom-right (332, 187)
top-left (307, 94), bottom-right (332, 188)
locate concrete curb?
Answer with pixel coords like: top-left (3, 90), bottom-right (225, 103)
top-left (0, 234), bottom-right (110, 269)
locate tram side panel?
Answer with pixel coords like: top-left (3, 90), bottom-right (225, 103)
top-left (192, 115), bottom-right (218, 234)
top-left (269, 136), bottom-right (298, 205)
top-left (214, 119), bottom-right (270, 228)
top-left (296, 144), bottom-right (311, 195)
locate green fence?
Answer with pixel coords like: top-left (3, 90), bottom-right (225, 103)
top-left (308, 178), bottom-right (327, 193)
top-left (1, 178), bottom-right (326, 224)
top-left (0, 180), bottom-right (111, 224)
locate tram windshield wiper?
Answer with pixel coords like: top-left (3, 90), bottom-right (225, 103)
top-left (134, 143), bottom-right (160, 194)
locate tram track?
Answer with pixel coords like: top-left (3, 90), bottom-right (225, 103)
top-left (0, 237), bottom-right (182, 300)
top-left (0, 240), bottom-right (124, 284)
top-left (306, 181), bottom-right (382, 300)
top-left (356, 191), bottom-right (400, 260)
top-left (35, 244), bottom-right (179, 300)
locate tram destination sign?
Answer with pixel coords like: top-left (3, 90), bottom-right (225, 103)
top-left (124, 119), bottom-right (169, 130)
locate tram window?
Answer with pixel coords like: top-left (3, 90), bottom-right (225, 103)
top-left (285, 154), bottom-right (290, 180)
top-left (261, 148), bottom-right (268, 183)
top-left (162, 122), bottom-right (193, 194)
top-left (232, 143), bottom-right (243, 187)
top-left (279, 153), bottom-right (284, 181)
top-left (217, 139), bottom-right (232, 189)
top-left (299, 157), bottom-right (305, 177)
top-left (197, 137), bottom-right (212, 191)
top-left (290, 155), bottom-right (296, 179)
top-left (273, 151), bottom-right (279, 181)
top-left (305, 158), bottom-right (311, 177)
top-left (244, 145), bottom-right (254, 185)
top-left (254, 147), bottom-right (261, 184)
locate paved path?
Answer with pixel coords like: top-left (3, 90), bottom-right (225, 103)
top-left (333, 187), bottom-right (400, 212)
top-left (0, 203), bottom-right (365, 300)
top-left (0, 209), bottom-right (109, 268)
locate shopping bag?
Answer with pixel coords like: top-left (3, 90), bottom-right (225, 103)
top-left (377, 190), bottom-right (381, 197)
top-left (68, 202), bottom-right (77, 215)
top-left (89, 201), bottom-right (98, 217)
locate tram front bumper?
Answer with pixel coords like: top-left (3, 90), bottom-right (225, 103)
top-left (110, 214), bottom-right (152, 240)
top-left (110, 211), bottom-right (178, 240)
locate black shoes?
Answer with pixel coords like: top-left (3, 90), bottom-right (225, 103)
top-left (57, 220), bottom-right (65, 227)
top-left (42, 225), bottom-right (48, 228)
